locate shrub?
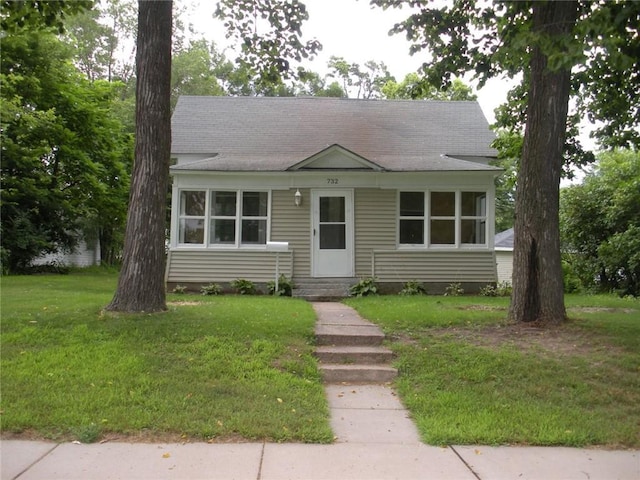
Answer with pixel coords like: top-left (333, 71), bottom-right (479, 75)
top-left (231, 278), bottom-right (256, 295)
top-left (349, 277), bottom-right (378, 297)
top-left (173, 285), bottom-right (188, 294)
top-left (200, 283), bottom-right (222, 296)
top-left (496, 281), bottom-right (512, 297)
top-left (479, 284), bottom-right (498, 297)
top-left (267, 275), bottom-right (293, 296)
top-left (400, 280), bottom-right (427, 296)
top-left (444, 282), bottom-right (464, 296)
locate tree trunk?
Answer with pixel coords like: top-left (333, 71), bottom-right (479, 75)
top-left (509, 1), bottom-right (577, 325)
top-left (106, 1), bottom-right (172, 313)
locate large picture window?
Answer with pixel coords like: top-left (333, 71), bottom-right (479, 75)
top-left (177, 189), bottom-right (269, 247)
top-left (398, 190), bottom-right (488, 247)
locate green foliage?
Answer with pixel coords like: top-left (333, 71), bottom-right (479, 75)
top-left (267, 275), bottom-right (293, 297)
top-left (172, 285), bottom-right (187, 294)
top-left (444, 282), bottom-right (464, 297)
top-left (480, 282), bottom-right (513, 297)
top-left (561, 150), bottom-right (640, 296)
top-left (0, 0), bottom-right (94, 33)
top-left (349, 277), bottom-right (378, 297)
top-left (0, 30), bottom-right (131, 271)
top-left (231, 278), bottom-right (256, 295)
top-left (383, 74), bottom-right (476, 101)
top-left (215, 0), bottom-right (321, 89)
top-left (399, 280), bottom-right (427, 296)
top-left (200, 283), bottom-right (222, 296)
top-left (73, 423), bottom-right (102, 444)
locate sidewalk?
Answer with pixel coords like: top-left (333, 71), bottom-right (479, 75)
top-left (2, 303), bottom-right (639, 480)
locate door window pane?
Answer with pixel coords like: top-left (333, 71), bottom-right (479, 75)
top-left (320, 224), bottom-right (346, 249)
top-left (320, 197), bottom-right (345, 222)
top-left (430, 219), bottom-right (455, 244)
top-left (431, 192), bottom-right (455, 216)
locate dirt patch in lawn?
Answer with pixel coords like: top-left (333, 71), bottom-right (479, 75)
top-left (167, 301), bottom-right (203, 307)
top-left (414, 321), bottom-right (619, 359)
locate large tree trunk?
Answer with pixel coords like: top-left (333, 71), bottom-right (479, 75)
top-left (509, 1), bottom-right (577, 325)
top-left (106, 1), bottom-right (172, 313)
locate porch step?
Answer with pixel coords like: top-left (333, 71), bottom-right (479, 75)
top-left (315, 345), bottom-right (395, 364)
top-left (319, 364), bottom-right (398, 383)
top-left (292, 278), bottom-right (355, 301)
top-left (315, 324), bottom-right (384, 346)
top-left (312, 303), bottom-right (397, 384)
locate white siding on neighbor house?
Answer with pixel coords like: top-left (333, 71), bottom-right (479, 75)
top-left (165, 250), bottom-right (292, 283)
top-left (372, 250), bottom-right (497, 283)
top-left (495, 250), bottom-right (513, 284)
top-left (32, 239), bottom-right (101, 267)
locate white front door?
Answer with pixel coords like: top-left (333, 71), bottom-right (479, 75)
top-left (312, 189), bottom-right (354, 277)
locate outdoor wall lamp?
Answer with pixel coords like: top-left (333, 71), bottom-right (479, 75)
top-left (294, 188), bottom-right (302, 207)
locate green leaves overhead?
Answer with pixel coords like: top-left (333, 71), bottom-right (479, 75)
top-left (215, 0), bottom-right (321, 87)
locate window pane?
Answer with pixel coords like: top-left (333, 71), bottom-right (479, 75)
top-left (179, 218), bottom-right (204, 244)
top-left (430, 219), bottom-right (455, 244)
top-left (431, 192), bottom-right (455, 216)
top-left (461, 192), bottom-right (486, 216)
top-left (211, 219), bottom-right (235, 244)
top-left (241, 219), bottom-right (267, 244)
top-left (243, 192), bottom-right (268, 216)
top-left (181, 191), bottom-right (205, 216)
top-left (320, 197), bottom-right (345, 222)
top-left (319, 224), bottom-right (346, 249)
top-left (400, 192), bottom-right (424, 216)
top-left (461, 219), bottom-right (486, 244)
top-left (399, 219), bottom-right (424, 244)
top-left (212, 191), bottom-right (236, 216)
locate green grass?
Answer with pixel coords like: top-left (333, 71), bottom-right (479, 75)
top-left (1, 272), bottom-right (333, 443)
top-left (345, 294), bottom-right (640, 448)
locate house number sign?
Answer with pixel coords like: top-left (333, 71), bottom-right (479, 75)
top-left (327, 178), bottom-right (339, 184)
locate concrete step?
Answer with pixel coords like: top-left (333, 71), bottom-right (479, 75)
top-left (320, 364), bottom-right (398, 383)
top-left (315, 324), bottom-right (384, 346)
top-left (315, 345), bottom-right (394, 364)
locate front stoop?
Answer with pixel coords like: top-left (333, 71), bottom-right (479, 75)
top-left (312, 303), bottom-right (397, 384)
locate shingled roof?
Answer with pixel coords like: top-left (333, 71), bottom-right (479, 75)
top-left (171, 96), bottom-right (499, 172)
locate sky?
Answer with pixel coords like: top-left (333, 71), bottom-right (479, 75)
top-left (184, 0), bottom-right (514, 124)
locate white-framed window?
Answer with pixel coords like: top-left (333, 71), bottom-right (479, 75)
top-left (177, 189), bottom-right (270, 247)
top-left (178, 190), bottom-right (206, 244)
top-left (398, 190), bottom-right (488, 248)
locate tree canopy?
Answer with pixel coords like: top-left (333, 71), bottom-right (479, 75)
top-left (0, 29), bottom-right (131, 272)
top-left (371, 0), bottom-right (640, 324)
top-left (561, 149), bottom-right (640, 297)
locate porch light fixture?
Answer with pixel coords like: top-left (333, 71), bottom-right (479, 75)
top-left (294, 189), bottom-right (302, 207)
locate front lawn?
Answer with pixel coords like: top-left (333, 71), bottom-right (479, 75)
top-left (0, 272), bottom-right (333, 443)
top-left (345, 294), bottom-right (640, 448)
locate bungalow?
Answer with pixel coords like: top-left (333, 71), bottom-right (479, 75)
top-left (166, 96), bottom-right (501, 296)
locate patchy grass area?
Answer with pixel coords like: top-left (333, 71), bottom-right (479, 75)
top-left (345, 295), bottom-right (640, 448)
top-left (1, 272), bottom-right (332, 443)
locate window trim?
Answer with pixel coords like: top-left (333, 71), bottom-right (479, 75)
top-left (176, 188), bottom-right (271, 248)
top-left (397, 189), bottom-right (489, 249)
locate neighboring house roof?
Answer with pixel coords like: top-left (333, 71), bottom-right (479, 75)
top-left (171, 96), bottom-right (500, 173)
top-left (495, 228), bottom-right (514, 250)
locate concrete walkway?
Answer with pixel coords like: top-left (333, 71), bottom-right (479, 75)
top-left (2, 302), bottom-right (639, 480)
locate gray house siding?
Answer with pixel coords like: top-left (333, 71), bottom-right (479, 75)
top-left (354, 188), bottom-right (396, 276)
top-left (271, 188), bottom-right (310, 279)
